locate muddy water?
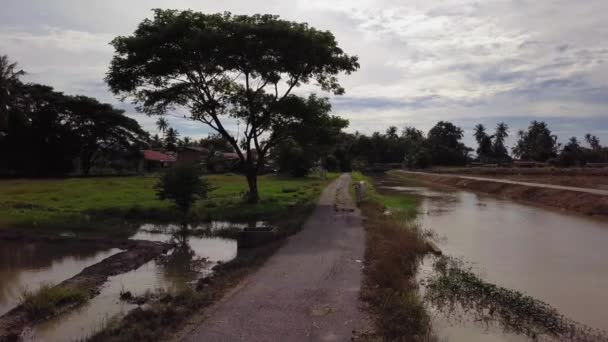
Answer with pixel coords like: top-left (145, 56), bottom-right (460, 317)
top-left (27, 224), bottom-right (239, 342)
top-left (0, 241), bottom-right (121, 316)
top-left (378, 180), bottom-right (608, 341)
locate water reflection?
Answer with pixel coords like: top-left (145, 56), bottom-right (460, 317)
top-left (0, 241), bottom-right (120, 316)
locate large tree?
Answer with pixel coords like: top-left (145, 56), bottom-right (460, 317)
top-left (427, 121), bottom-right (471, 166)
top-left (106, 10), bottom-right (359, 202)
top-left (65, 95), bottom-right (148, 175)
top-left (273, 95), bottom-right (348, 176)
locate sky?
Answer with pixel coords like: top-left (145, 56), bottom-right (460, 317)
top-left (1, 0), bottom-right (607, 149)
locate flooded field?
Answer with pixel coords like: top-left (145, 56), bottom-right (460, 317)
top-left (24, 224), bottom-right (238, 341)
top-left (0, 241), bottom-right (121, 316)
top-left (378, 177), bottom-right (608, 341)
top-left (0, 221), bottom-right (252, 341)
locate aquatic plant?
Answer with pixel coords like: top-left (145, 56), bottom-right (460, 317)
top-left (425, 256), bottom-right (608, 341)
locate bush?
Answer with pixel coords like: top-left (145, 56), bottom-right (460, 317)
top-left (154, 163), bottom-right (210, 217)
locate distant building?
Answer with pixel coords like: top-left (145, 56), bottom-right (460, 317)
top-left (141, 150), bottom-right (176, 171)
top-left (177, 146), bottom-right (210, 164)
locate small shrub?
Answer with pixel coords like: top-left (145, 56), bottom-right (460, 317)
top-left (154, 163), bottom-right (209, 217)
top-left (20, 283), bottom-right (88, 318)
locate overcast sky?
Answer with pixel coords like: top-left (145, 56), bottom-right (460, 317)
top-left (1, 0), bottom-right (607, 148)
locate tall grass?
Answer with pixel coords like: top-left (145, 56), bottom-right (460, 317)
top-left (354, 172), bottom-right (435, 341)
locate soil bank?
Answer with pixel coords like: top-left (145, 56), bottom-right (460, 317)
top-left (396, 170), bottom-right (608, 217)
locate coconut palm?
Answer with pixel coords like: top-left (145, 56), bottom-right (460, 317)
top-left (165, 127), bottom-right (180, 151)
top-left (473, 124), bottom-right (487, 145)
top-left (493, 122), bottom-right (510, 161)
top-left (156, 117), bottom-right (169, 137)
top-left (0, 55), bottom-right (25, 133)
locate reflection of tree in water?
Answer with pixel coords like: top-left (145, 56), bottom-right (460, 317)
top-left (425, 256), bottom-right (608, 342)
top-left (156, 226), bottom-right (211, 290)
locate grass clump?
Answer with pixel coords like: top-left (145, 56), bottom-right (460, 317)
top-left (354, 172), bottom-right (435, 341)
top-left (20, 283), bottom-right (88, 318)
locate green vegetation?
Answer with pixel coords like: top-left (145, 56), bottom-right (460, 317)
top-left (0, 173), bottom-right (335, 234)
top-left (426, 256), bottom-right (608, 341)
top-left (351, 171), bottom-right (418, 213)
top-left (20, 284), bottom-right (88, 318)
top-left (154, 164), bottom-right (209, 219)
top-left (353, 172), bottom-right (434, 341)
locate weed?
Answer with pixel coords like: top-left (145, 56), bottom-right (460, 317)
top-left (20, 283), bottom-right (88, 318)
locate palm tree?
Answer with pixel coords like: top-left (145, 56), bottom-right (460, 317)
top-left (156, 117), bottom-right (169, 138)
top-left (495, 122), bottom-right (509, 142)
top-left (473, 124), bottom-right (487, 145)
top-left (0, 55), bottom-right (25, 133)
top-left (473, 124), bottom-right (493, 162)
top-left (493, 122), bottom-right (510, 161)
top-left (585, 133), bottom-right (600, 150)
top-left (165, 127), bottom-right (180, 151)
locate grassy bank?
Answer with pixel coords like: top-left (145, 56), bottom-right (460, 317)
top-left (0, 173), bottom-right (335, 235)
top-left (352, 172), bottom-right (434, 341)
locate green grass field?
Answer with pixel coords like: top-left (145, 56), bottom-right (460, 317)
top-left (351, 171), bottom-right (418, 213)
top-left (0, 173), bottom-right (336, 234)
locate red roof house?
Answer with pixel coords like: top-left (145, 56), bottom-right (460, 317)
top-left (142, 150), bottom-right (177, 163)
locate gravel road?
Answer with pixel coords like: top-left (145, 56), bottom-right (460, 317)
top-left (400, 171), bottom-right (608, 196)
top-left (184, 173), bottom-right (367, 342)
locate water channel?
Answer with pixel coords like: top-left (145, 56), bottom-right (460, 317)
top-left (377, 176), bottom-right (608, 341)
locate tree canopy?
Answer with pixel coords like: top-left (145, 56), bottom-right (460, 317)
top-left (512, 121), bottom-right (558, 161)
top-left (106, 9), bottom-right (359, 202)
top-left (427, 121), bottom-right (471, 166)
top-left (0, 81), bottom-right (147, 176)
top-left (272, 95), bottom-right (348, 176)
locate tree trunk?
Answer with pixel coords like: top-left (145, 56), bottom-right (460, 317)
top-left (246, 169), bottom-right (260, 204)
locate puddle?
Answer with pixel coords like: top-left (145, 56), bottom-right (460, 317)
top-left (134, 221), bottom-right (269, 237)
top-left (376, 175), bottom-right (608, 340)
top-left (0, 241), bottom-right (121, 316)
top-left (27, 224), bottom-right (238, 341)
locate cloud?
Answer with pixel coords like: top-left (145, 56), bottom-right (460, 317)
top-left (0, 0), bottom-right (606, 145)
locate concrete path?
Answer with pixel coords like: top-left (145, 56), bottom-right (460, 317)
top-left (184, 174), bottom-right (367, 342)
top-left (399, 170), bottom-right (608, 196)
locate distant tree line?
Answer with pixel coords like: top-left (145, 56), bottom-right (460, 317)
top-left (0, 54), bottom-right (148, 177)
top-left (282, 118), bottom-right (608, 175)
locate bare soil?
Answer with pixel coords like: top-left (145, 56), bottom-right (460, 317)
top-left (430, 166), bottom-right (608, 189)
top-left (404, 172), bottom-right (608, 217)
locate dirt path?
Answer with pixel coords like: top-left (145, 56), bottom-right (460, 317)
top-left (401, 171), bottom-right (608, 196)
top-left (183, 173), bottom-right (367, 342)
